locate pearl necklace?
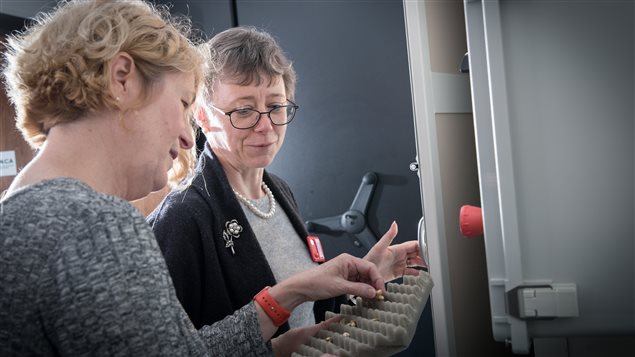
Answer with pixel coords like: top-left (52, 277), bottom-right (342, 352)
top-left (232, 182), bottom-right (276, 219)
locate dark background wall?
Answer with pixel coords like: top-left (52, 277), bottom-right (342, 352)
top-left (2, 1), bottom-right (435, 355)
top-left (227, 2), bottom-right (434, 356)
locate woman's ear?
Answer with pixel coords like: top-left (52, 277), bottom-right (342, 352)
top-left (195, 105), bottom-right (212, 133)
top-left (110, 52), bottom-right (136, 100)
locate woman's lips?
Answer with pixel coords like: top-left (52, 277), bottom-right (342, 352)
top-left (249, 142), bottom-right (274, 148)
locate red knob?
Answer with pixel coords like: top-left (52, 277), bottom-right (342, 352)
top-left (459, 205), bottom-right (483, 238)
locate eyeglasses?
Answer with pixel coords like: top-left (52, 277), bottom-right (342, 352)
top-left (211, 100), bottom-right (299, 129)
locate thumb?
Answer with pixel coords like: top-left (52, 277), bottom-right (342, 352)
top-left (311, 316), bottom-right (339, 333)
top-left (345, 281), bottom-right (378, 299)
top-left (321, 315), bottom-right (341, 326)
top-left (315, 315), bottom-right (341, 332)
top-left (375, 221), bottom-right (398, 249)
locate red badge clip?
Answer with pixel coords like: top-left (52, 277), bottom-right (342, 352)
top-left (306, 235), bottom-right (325, 262)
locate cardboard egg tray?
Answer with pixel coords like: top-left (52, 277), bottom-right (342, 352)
top-left (292, 271), bottom-right (433, 357)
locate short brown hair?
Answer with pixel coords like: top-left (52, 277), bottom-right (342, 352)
top-left (203, 26), bottom-right (296, 101)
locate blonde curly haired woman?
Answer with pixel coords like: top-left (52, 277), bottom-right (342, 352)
top-left (0, 1), bottom-right (385, 356)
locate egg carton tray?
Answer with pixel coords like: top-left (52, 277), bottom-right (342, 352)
top-left (292, 271), bottom-right (433, 357)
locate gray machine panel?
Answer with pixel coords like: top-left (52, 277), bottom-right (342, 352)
top-left (464, 0), bottom-right (634, 353)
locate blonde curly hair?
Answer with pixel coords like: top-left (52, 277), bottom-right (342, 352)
top-left (2, 0), bottom-right (207, 186)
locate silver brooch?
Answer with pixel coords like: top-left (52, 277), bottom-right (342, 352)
top-left (223, 219), bottom-right (243, 255)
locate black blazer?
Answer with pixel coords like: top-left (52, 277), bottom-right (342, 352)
top-left (147, 145), bottom-right (343, 334)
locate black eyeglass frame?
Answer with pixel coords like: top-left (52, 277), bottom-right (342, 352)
top-left (213, 99), bottom-right (299, 130)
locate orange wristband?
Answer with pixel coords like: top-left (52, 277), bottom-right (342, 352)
top-left (253, 286), bottom-right (290, 327)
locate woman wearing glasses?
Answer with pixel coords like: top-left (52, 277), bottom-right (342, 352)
top-left (0, 3), bottom-right (391, 353)
top-left (147, 26), bottom-right (424, 337)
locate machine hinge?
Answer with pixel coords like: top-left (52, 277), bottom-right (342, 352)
top-left (507, 284), bottom-right (579, 320)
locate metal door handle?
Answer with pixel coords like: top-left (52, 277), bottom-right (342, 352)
top-left (418, 216), bottom-right (429, 268)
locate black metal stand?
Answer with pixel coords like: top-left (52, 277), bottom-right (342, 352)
top-left (306, 172), bottom-right (379, 257)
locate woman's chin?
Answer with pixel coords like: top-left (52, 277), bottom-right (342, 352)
top-left (250, 160), bottom-right (274, 169)
top-left (250, 153), bottom-right (277, 168)
top-left (151, 176), bottom-right (169, 194)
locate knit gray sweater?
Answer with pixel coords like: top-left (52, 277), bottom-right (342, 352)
top-left (0, 178), bottom-right (272, 356)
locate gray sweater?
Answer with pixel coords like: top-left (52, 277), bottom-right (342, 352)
top-left (0, 178), bottom-right (272, 356)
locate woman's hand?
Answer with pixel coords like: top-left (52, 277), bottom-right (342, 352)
top-left (271, 316), bottom-right (340, 357)
top-left (270, 253), bottom-right (385, 311)
top-left (257, 255), bottom-right (383, 342)
top-left (364, 221), bottom-right (426, 282)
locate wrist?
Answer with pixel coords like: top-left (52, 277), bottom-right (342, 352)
top-left (253, 286), bottom-right (291, 327)
top-left (267, 277), bottom-right (306, 313)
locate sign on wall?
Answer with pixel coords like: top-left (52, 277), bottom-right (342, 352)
top-left (0, 151), bottom-right (17, 177)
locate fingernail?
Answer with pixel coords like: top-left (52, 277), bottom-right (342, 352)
top-left (368, 287), bottom-right (376, 297)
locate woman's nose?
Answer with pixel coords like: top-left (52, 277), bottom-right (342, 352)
top-left (254, 113), bottom-right (274, 132)
top-left (179, 125), bottom-right (195, 149)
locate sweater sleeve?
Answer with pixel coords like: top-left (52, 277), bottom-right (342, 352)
top-left (147, 190), bottom-right (209, 328)
top-left (198, 303), bottom-right (273, 356)
top-left (37, 196), bottom-right (271, 356)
